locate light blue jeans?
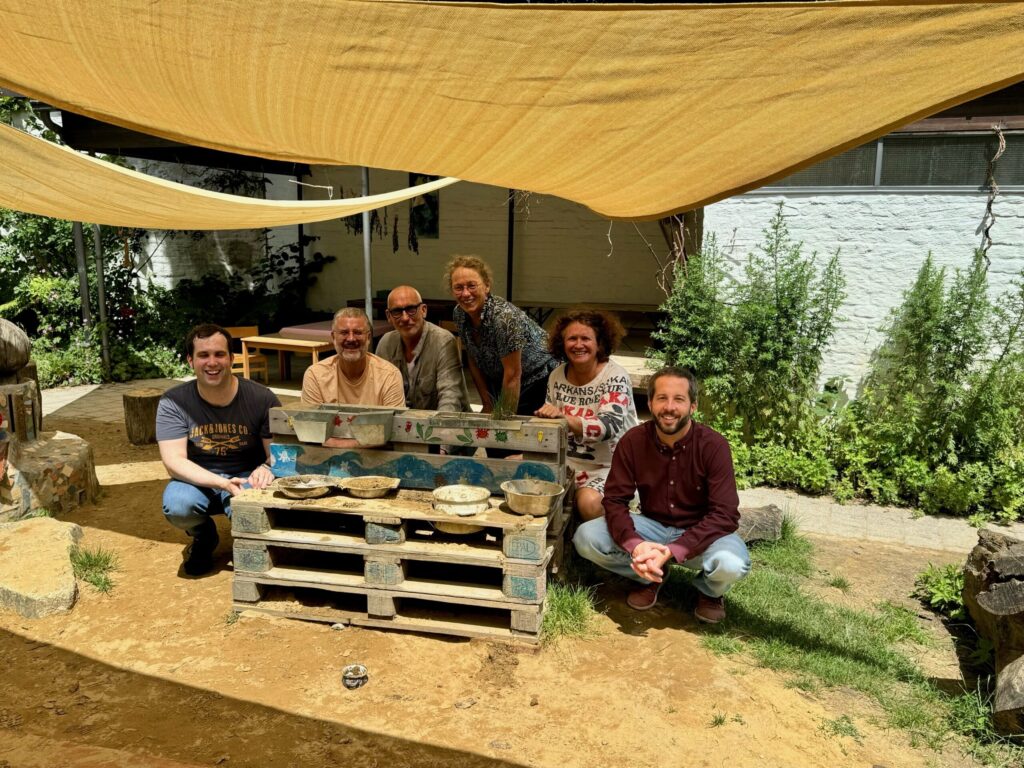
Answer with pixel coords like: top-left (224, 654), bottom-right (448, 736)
top-left (573, 514), bottom-right (751, 598)
top-left (162, 478), bottom-right (243, 537)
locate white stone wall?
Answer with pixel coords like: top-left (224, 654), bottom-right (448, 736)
top-left (133, 161), bottom-right (299, 287)
top-left (704, 190), bottom-right (1024, 389)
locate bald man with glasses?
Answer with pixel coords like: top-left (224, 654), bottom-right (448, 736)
top-left (376, 285), bottom-right (470, 415)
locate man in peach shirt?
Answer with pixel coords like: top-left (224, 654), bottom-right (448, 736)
top-left (302, 307), bottom-right (405, 410)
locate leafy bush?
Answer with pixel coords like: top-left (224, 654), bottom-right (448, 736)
top-left (651, 204), bottom-right (845, 495)
top-left (913, 562), bottom-right (966, 620)
top-left (651, 208), bottom-right (845, 445)
top-left (835, 253), bottom-right (1024, 520)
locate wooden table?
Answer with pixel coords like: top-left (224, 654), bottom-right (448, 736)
top-left (240, 334), bottom-right (334, 380)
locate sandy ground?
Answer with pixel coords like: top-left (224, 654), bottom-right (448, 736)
top-left (0, 415), bottom-right (972, 768)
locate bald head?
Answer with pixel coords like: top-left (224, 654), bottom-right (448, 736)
top-left (386, 285), bottom-right (427, 345)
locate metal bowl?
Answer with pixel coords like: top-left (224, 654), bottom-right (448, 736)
top-left (500, 479), bottom-right (566, 516)
top-left (274, 474), bottom-right (335, 499)
top-left (432, 484), bottom-right (491, 517)
top-left (338, 475), bottom-right (400, 498)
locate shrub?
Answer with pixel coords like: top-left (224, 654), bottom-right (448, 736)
top-left (651, 204), bottom-right (845, 497)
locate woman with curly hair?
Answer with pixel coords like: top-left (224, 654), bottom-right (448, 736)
top-left (535, 308), bottom-right (639, 520)
top-left (444, 255), bottom-right (557, 416)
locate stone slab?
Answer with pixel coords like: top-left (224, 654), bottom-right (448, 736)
top-left (0, 516), bottom-right (82, 618)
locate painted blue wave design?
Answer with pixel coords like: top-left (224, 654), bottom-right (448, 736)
top-left (270, 444), bottom-right (555, 492)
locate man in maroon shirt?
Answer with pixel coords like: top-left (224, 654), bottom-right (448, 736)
top-left (572, 366), bottom-right (750, 623)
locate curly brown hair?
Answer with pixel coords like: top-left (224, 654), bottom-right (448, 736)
top-left (442, 255), bottom-right (494, 293)
top-left (548, 308), bottom-right (626, 363)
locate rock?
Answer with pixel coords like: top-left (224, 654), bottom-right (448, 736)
top-left (454, 697), bottom-right (477, 709)
top-left (0, 516), bottom-right (82, 618)
top-left (0, 320), bottom-right (30, 375)
top-left (737, 504), bottom-right (784, 544)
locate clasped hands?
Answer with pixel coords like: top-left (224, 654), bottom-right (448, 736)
top-left (630, 541), bottom-right (673, 583)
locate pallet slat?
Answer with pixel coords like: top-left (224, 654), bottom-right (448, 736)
top-left (232, 579), bottom-right (543, 643)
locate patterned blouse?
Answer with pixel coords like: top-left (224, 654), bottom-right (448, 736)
top-left (453, 294), bottom-right (557, 397)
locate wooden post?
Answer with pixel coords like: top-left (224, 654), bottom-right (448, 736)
top-left (123, 388), bottom-right (163, 445)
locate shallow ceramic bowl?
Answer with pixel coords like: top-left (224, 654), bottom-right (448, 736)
top-left (501, 479), bottom-right (566, 516)
top-left (350, 411), bottom-right (394, 447)
top-left (274, 474), bottom-right (335, 499)
top-left (431, 484), bottom-right (491, 517)
top-left (339, 475), bottom-right (401, 498)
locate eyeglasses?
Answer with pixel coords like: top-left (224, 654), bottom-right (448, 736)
top-left (387, 303), bottom-right (424, 319)
top-left (452, 282), bottom-right (482, 294)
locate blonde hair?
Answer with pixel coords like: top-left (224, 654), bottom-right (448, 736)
top-left (443, 255), bottom-right (494, 292)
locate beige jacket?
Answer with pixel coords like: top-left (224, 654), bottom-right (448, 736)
top-left (375, 321), bottom-right (470, 413)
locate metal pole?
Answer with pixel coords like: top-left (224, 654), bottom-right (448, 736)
top-left (506, 189), bottom-right (515, 301)
top-left (72, 222), bottom-right (93, 325)
top-left (361, 167), bottom-right (372, 320)
top-left (92, 224), bottom-right (110, 370)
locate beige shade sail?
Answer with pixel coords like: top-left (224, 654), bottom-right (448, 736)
top-left (0, 123), bottom-right (458, 230)
top-left (2, 0), bottom-right (1023, 221)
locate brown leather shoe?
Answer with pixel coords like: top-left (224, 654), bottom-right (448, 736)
top-left (626, 582), bottom-right (662, 611)
top-left (694, 594), bottom-right (726, 624)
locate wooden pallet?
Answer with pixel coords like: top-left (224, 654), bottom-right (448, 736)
top-left (233, 407), bottom-right (572, 642)
top-left (231, 488), bottom-right (559, 641)
top-left (232, 579), bottom-right (544, 642)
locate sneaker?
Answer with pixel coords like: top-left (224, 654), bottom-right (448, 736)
top-left (182, 526), bottom-right (219, 576)
top-left (694, 594), bottom-right (726, 624)
top-left (626, 582), bottom-right (662, 611)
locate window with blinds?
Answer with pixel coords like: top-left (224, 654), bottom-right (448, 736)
top-left (770, 133), bottom-right (1023, 188)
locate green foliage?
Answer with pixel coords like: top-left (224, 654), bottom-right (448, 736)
top-left (0, 197), bottom-right (333, 386)
top-left (819, 715), bottom-right (862, 744)
top-left (71, 546), bottom-right (118, 594)
top-left (541, 582), bottom-right (600, 641)
top-left (913, 562), bottom-right (966, 620)
top-left (835, 254), bottom-right (1024, 520)
top-left (651, 205), bottom-right (845, 447)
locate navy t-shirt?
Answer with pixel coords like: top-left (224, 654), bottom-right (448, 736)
top-left (155, 378), bottom-right (281, 477)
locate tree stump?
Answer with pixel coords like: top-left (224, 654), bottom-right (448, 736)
top-left (123, 388), bottom-right (163, 445)
top-left (963, 529), bottom-right (1024, 734)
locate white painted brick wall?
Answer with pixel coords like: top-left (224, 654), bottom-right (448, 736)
top-left (705, 191), bottom-right (1024, 389)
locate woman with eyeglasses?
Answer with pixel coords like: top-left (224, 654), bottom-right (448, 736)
top-left (444, 255), bottom-right (557, 417)
top-left (534, 308), bottom-right (639, 520)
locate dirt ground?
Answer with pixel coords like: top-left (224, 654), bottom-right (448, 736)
top-left (0, 415), bottom-right (971, 768)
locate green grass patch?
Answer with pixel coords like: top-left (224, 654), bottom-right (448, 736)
top-left (820, 715), bottom-right (862, 743)
top-left (542, 582), bottom-right (600, 641)
top-left (826, 574), bottom-right (850, 592)
top-left (658, 520), bottom-right (1023, 765)
top-left (700, 633), bottom-right (744, 656)
top-left (22, 508), bottom-right (53, 519)
top-left (70, 546), bottom-right (118, 594)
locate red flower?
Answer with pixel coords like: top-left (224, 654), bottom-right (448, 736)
top-left (405, 421), bottom-right (412, 432)
top-left (475, 428), bottom-right (489, 438)
top-left (334, 416), bottom-right (342, 426)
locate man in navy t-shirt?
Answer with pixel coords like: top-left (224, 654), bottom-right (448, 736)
top-left (156, 323), bottom-right (281, 576)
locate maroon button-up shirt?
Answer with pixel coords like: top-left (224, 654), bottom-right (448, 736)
top-left (603, 420), bottom-right (740, 563)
